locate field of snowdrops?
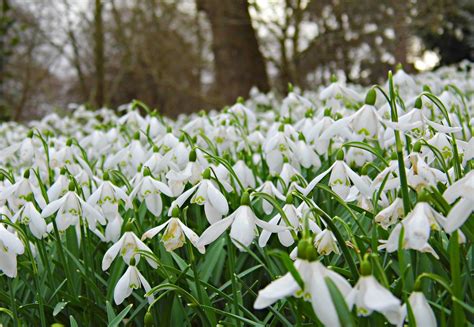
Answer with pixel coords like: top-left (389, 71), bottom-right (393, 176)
top-left (0, 64), bottom-right (473, 326)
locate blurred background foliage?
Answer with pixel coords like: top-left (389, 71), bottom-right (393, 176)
top-left (0, 0), bottom-right (473, 120)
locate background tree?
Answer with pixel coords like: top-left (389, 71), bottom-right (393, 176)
top-left (197, 0), bottom-right (269, 105)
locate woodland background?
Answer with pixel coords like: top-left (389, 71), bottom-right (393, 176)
top-left (0, 0), bottom-right (473, 121)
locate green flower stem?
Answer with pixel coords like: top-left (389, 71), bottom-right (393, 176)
top-left (388, 72), bottom-right (411, 215)
top-left (449, 231), bottom-right (465, 325)
top-left (225, 234), bottom-right (241, 326)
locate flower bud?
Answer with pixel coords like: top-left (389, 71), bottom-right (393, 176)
top-left (413, 141), bottom-right (422, 153)
top-left (189, 149), bottom-right (197, 162)
top-left (124, 221), bottom-right (134, 232)
top-left (360, 258), bottom-right (372, 276)
top-left (240, 191), bottom-right (250, 206)
top-left (336, 149), bottom-right (345, 161)
top-left (414, 96), bottom-right (423, 109)
top-left (144, 311), bottom-right (154, 326)
top-left (297, 238), bottom-right (317, 261)
top-left (143, 167), bottom-right (151, 177)
top-left (66, 138), bottom-right (73, 147)
top-left (365, 88), bottom-right (376, 106)
top-left (324, 108), bottom-right (332, 117)
top-left (417, 188), bottom-right (430, 203)
top-left (172, 206), bottom-right (180, 218)
top-left (27, 130), bottom-right (34, 138)
top-left (60, 167), bottom-right (67, 175)
top-left (287, 83), bottom-right (294, 93)
top-left (237, 96), bottom-right (245, 104)
top-left (202, 168), bottom-right (211, 180)
top-left (133, 131), bottom-right (140, 140)
top-left (153, 145), bottom-right (159, 153)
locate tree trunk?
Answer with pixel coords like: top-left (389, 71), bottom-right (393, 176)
top-left (94, 0), bottom-right (105, 108)
top-left (197, 0), bottom-right (269, 105)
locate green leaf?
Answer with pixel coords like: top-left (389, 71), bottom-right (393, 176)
top-left (53, 301), bottom-right (68, 316)
top-left (325, 277), bottom-right (355, 327)
top-left (70, 315), bottom-right (79, 327)
top-left (108, 304), bottom-right (133, 327)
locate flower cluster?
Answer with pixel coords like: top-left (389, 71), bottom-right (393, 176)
top-left (0, 64), bottom-right (473, 326)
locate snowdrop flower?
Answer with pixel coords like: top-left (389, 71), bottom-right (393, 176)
top-left (301, 150), bottom-right (371, 200)
top-left (42, 186), bottom-right (106, 231)
top-left (166, 150), bottom-right (203, 196)
top-left (378, 201), bottom-right (445, 258)
top-left (114, 264), bottom-right (153, 305)
top-left (104, 133), bottom-right (146, 174)
top-left (258, 199), bottom-right (299, 247)
top-left (142, 207), bottom-right (204, 254)
top-left (259, 196), bottom-right (321, 248)
top-left (174, 169), bottom-right (228, 224)
top-left (314, 229), bottom-right (339, 255)
top-left (87, 176), bottom-right (132, 220)
top-left (348, 262), bottom-right (403, 325)
top-left (198, 192), bottom-right (287, 251)
top-left (0, 133), bottom-right (36, 164)
top-left (254, 181), bottom-right (285, 214)
top-left (47, 172), bottom-right (70, 201)
top-left (374, 198), bottom-right (405, 229)
top-left (117, 108), bottom-right (146, 129)
top-left (443, 171), bottom-right (474, 232)
top-left (263, 126), bottom-right (296, 173)
top-left (407, 153), bottom-right (447, 190)
top-left (294, 135), bottom-right (321, 169)
top-left (102, 229), bottom-right (157, 270)
top-left (232, 160), bottom-right (256, 191)
top-left (1, 170), bottom-right (46, 211)
top-left (0, 224), bottom-right (24, 278)
top-left (11, 202), bottom-right (47, 239)
top-left (130, 170), bottom-right (173, 216)
top-left (142, 150), bottom-right (179, 178)
top-left (401, 291), bottom-right (437, 327)
top-left (255, 239), bottom-right (352, 327)
top-left (320, 79), bottom-right (363, 103)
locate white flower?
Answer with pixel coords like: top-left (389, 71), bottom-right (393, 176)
top-left (254, 181), bottom-right (285, 215)
top-left (314, 229), bottom-right (339, 255)
top-left (254, 259), bottom-right (352, 327)
top-left (130, 176), bottom-right (173, 216)
top-left (401, 291), bottom-right (437, 327)
top-left (258, 203), bottom-right (299, 247)
top-left (198, 204), bottom-right (287, 251)
top-left (0, 224), bottom-right (24, 278)
top-left (175, 178), bottom-right (228, 224)
top-left (142, 217), bottom-right (204, 254)
top-left (374, 198), bottom-right (404, 230)
top-left (378, 202), bottom-right (444, 258)
top-left (102, 231), bottom-right (157, 270)
top-left (88, 180), bottom-right (132, 220)
top-left (347, 275), bottom-right (403, 325)
top-left (114, 265), bottom-right (153, 305)
top-left (1, 174), bottom-right (46, 211)
top-left (42, 191), bottom-right (106, 231)
top-left (232, 160), bottom-right (256, 190)
top-left (302, 157), bottom-right (371, 200)
top-left (11, 202), bottom-right (47, 239)
top-left (443, 171), bottom-right (474, 233)
top-left (47, 173), bottom-right (70, 202)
